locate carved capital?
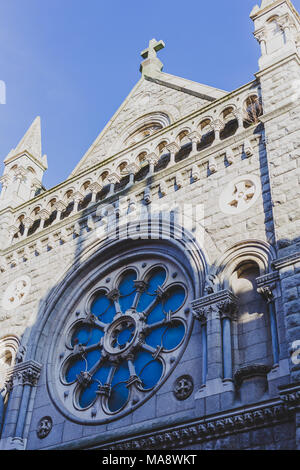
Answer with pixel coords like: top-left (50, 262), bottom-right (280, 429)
top-left (39, 209), bottom-right (50, 221)
top-left (73, 191), bottom-right (85, 203)
top-left (107, 172), bottom-right (121, 185)
top-left (192, 290), bottom-right (238, 322)
top-left (254, 27), bottom-right (267, 43)
top-left (6, 360), bottom-right (42, 388)
top-left (212, 119), bottom-right (224, 132)
top-left (187, 131), bottom-right (201, 143)
top-left (217, 298), bottom-right (238, 320)
top-left (53, 200), bottom-right (67, 213)
top-left (256, 271), bottom-right (279, 303)
top-left (192, 306), bottom-right (209, 325)
top-left (165, 142), bottom-right (180, 154)
top-left (145, 152), bottom-right (159, 165)
top-left (125, 162), bottom-right (140, 175)
top-left (89, 182), bottom-right (103, 194)
top-left (23, 217), bottom-right (34, 228)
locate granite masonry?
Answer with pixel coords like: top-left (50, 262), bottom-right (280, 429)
top-left (0, 0), bottom-right (299, 451)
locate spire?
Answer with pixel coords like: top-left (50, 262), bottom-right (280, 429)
top-left (8, 116), bottom-right (42, 162)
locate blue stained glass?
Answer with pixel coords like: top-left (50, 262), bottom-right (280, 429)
top-left (71, 326), bottom-right (104, 347)
top-left (116, 326), bottom-right (135, 347)
top-left (134, 351), bottom-right (163, 390)
top-left (134, 350), bottom-right (153, 374)
top-left (145, 326), bottom-right (165, 348)
top-left (91, 293), bottom-right (116, 324)
top-left (164, 286), bottom-right (185, 313)
top-left (118, 271), bottom-right (137, 312)
top-left (65, 357), bottom-right (86, 384)
top-left (162, 322), bottom-right (185, 350)
top-left (61, 263), bottom-right (188, 415)
top-left (139, 360), bottom-right (163, 389)
top-left (146, 302), bottom-right (165, 324)
top-left (108, 382), bottom-right (129, 412)
top-left (78, 364), bottom-right (112, 409)
top-left (79, 380), bottom-right (98, 408)
top-left (93, 363), bottom-right (112, 385)
top-left (71, 326), bottom-right (90, 346)
top-left (111, 361), bottom-right (130, 386)
top-left (108, 361), bottom-right (130, 412)
top-left (136, 267), bottom-right (166, 313)
top-left (85, 350), bottom-right (102, 370)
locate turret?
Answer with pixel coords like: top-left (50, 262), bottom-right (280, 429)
top-left (251, 0), bottom-right (300, 70)
top-left (0, 116), bottom-right (47, 210)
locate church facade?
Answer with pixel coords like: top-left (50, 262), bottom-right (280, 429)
top-left (0, 0), bottom-right (299, 451)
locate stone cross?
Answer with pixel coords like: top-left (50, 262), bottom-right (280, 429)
top-left (141, 39), bottom-right (165, 60)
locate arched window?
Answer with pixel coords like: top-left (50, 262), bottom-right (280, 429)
top-left (230, 262), bottom-right (273, 368)
top-left (53, 256), bottom-right (193, 423)
top-left (243, 95), bottom-right (263, 128)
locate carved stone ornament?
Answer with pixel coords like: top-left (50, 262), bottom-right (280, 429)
top-left (192, 289), bottom-right (238, 322)
top-left (173, 375), bottom-right (194, 401)
top-left (1, 275), bottom-right (31, 311)
top-left (219, 174), bottom-right (261, 215)
top-left (37, 416), bottom-right (53, 439)
top-left (234, 364), bottom-right (271, 388)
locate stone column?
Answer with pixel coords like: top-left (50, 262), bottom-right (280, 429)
top-left (13, 167), bottom-right (27, 197)
top-left (187, 131), bottom-right (201, 154)
top-left (0, 360), bottom-right (42, 450)
top-left (107, 172), bottom-right (121, 196)
top-left (233, 110), bottom-right (244, 131)
top-left (192, 291), bottom-right (237, 380)
top-left (219, 298), bottom-right (237, 381)
top-left (0, 175), bottom-right (11, 200)
top-left (165, 142), bottom-right (180, 166)
top-left (53, 200), bottom-right (67, 220)
top-left (124, 163), bottom-right (139, 188)
top-left (89, 182), bottom-right (103, 204)
top-left (22, 217), bottom-right (34, 238)
top-left (254, 28), bottom-right (267, 56)
top-left (256, 272), bottom-right (281, 366)
top-left (145, 152), bottom-right (159, 176)
top-left (212, 119), bottom-right (223, 142)
top-left (73, 191), bottom-right (84, 212)
top-left (193, 309), bottom-right (208, 386)
top-left (39, 209), bottom-right (50, 230)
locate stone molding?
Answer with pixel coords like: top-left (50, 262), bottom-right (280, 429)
top-left (96, 401), bottom-right (291, 450)
top-left (256, 271), bottom-right (279, 302)
top-left (272, 252), bottom-right (300, 270)
top-left (278, 382), bottom-right (300, 411)
top-left (234, 364), bottom-right (272, 388)
top-left (0, 78), bottom-right (261, 248)
top-left (192, 289), bottom-right (238, 323)
top-left (6, 360), bottom-right (42, 390)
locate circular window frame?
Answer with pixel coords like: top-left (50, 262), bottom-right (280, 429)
top-left (219, 174), bottom-right (261, 215)
top-left (47, 252), bottom-right (194, 425)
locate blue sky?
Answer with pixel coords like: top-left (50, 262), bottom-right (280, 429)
top-left (0, 0), bottom-right (299, 189)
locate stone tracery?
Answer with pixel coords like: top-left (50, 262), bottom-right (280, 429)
top-left (55, 258), bottom-right (192, 422)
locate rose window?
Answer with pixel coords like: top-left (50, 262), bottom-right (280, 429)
top-left (56, 258), bottom-right (193, 422)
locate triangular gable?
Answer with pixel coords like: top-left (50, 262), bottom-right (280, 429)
top-left (70, 73), bottom-right (227, 177)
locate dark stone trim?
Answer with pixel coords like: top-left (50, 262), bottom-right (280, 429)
top-left (144, 75), bottom-right (217, 102)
